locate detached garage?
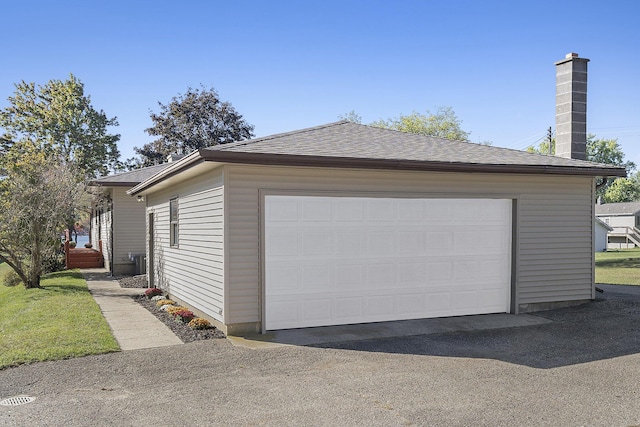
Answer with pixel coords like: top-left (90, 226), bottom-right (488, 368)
top-left (128, 120), bottom-right (625, 335)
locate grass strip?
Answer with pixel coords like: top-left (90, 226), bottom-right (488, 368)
top-left (595, 249), bottom-right (640, 285)
top-left (0, 269), bottom-right (119, 369)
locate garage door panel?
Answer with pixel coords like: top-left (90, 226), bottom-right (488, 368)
top-left (266, 286), bottom-right (510, 330)
top-left (335, 199), bottom-right (365, 221)
top-left (426, 261), bottom-right (454, 281)
top-left (398, 232), bottom-right (426, 254)
top-left (478, 289), bottom-right (508, 310)
top-left (452, 290), bottom-right (478, 311)
top-left (367, 264), bottom-right (395, 287)
top-left (301, 232), bottom-right (331, 256)
top-left (266, 199), bottom-right (298, 222)
top-left (265, 196), bottom-right (511, 330)
top-left (302, 298), bottom-right (332, 322)
top-left (300, 263), bottom-right (331, 288)
top-left (267, 264), bottom-right (299, 292)
top-left (398, 262), bottom-right (428, 283)
top-left (368, 199), bottom-right (395, 221)
top-left (336, 232), bottom-right (364, 253)
top-left (267, 299), bottom-right (299, 326)
top-left (266, 231), bottom-right (298, 256)
top-left (301, 199), bottom-right (331, 221)
top-left (426, 231), bottom-right (452, 253)
top-left (426, 292), bottom-right (452, 313)
top-left (336, 297), bottom-right (364, 320)
top-left (397, 199), bottom-right (423, 220)
top-left (424, 200), bottom-right (453, 221)
top-left (366, 295), bottom-right (395, 317)
top-left (396, 293), bottom-right (424, 315)
top-left (482, 259), bottom-right (510, 280)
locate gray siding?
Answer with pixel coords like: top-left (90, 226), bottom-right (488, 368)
top-left (102, 208), bottom-right (112, 272)
top-left (146, 169), bottom-right (225, 323)
top-left (594, 221), bottom-right (609, 252)
top-left (91, 190), bottom-right (112, 271)
top-left (597, 214), bottom-right (635, 229)
top-left (225, 164), bottom-right (595, 325)
top-left (112, 188), bottom-right (146, 275)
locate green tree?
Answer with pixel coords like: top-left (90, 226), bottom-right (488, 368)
top-left (602, 173), bottom-right (640, 203)
top-left (135, 86), bottom-right (255, 166)
top-left (526, 140), bottom-right (555, 156)
top-left (0, 74), bottom-right (121, 179)
top-left (370, 106), bottom-right (470, 141)
top-left (527, 134), bottom-right (635, 200)
top-left (338, 110), bottom-right (363, 124)
top-left (0, 142), bottom-right (82, 288)
top-left (527, 134), bottom-right (634, 170)
top-left (587, 136), bottom-right (635, 171)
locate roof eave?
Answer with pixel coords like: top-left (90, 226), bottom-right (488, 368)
top-left (128, 151), bottom-right (204, 196)
top-left (199, 151), bottom-right (627, 177)
top-left (88, 181), bottom-right (141, 187)
top-left (129, 150), bottom-right (626, 196)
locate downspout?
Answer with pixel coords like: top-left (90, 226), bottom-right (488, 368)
top-left (89, 207), bottom-right (93, 246)
top-left (109, 195), bottom-right (114, 276)
top-left (595, 178), bottom-right (609, 192)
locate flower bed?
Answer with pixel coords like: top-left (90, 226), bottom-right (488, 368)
top-left (132, 295), bottom-right (225, 342)
top-left (144, 287), bottom-right (163, 298)
top-left (118, 277), bottom-right (225, 342)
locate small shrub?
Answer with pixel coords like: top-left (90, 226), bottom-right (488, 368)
top-left (68, 241), bottom-right (77, 248)
top-left (159, 304), bottom-right (172, 311)
top-left (151, 295), bottom-right (166, 301)
top-left (2, 269), bottom-right (23, 287)
top-left (173, 309), bottom-right (195, 323)
top-left (166, 306), bottom-right (189, 315)
top-left (84, 243), bottom-right (92, 248)
top-left (188, 318), bottom-right (211, 330)
top-left (155, 299), bottom-right (175, 308)
top-left (43, 253), bottom-right (66, 273)
top-left (144, 288), bottom-right (163, 298)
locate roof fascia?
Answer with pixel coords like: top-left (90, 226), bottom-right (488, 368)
top-left (127, 151), bottom-right (204, 196)
top-left (199, 151), bottom-right (627, 178)
top-left (88, 181), bottom-right (140, 187)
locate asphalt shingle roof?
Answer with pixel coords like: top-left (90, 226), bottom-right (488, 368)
top-left (595, 202), bottom-right (640, 216)
top-left (129, 121), bottom-right (627, 196)
top-left (89, 163), bottom-right (171, 186)
top-left (199, 121), bottom-right (625, 174)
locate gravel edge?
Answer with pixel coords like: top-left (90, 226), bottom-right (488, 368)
top-left (117, 275), bottom-right (226, 342)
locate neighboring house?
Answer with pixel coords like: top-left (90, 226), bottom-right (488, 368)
top-left (594, 202), bottom-right (640, 249)
top-left (89, 163), bottom-right (171, 275)
top-left (594, 217), bottom-right (613, 252)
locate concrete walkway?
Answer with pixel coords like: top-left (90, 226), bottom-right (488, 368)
top-left (80, 269), bottom-right (182, 350)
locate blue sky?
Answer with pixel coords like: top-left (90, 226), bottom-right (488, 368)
top-left (2, 1), bottom-right (639, 166)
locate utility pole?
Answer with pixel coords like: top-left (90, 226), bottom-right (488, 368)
top-left (547, 127), bottom-right (553, 155)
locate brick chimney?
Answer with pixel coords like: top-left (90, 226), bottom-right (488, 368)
top-left (555, 53), bottom-right (589, 160)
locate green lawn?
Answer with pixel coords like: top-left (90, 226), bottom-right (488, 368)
top-left (0, 268), bottom-right (119, 369)
top-left (0, 261), bottom-right (9, 278)
top-left (595, 248), bottom-right (640, 285)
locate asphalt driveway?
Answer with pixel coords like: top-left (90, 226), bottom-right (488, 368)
top-left (1, 285), bottom-right (640, 426)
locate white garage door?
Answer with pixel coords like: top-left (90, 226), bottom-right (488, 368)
top-left (265, 195), bottom-right (512, 330)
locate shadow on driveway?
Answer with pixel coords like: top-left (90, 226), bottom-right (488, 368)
top-left (311, 285), bottom-right (640, 369)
